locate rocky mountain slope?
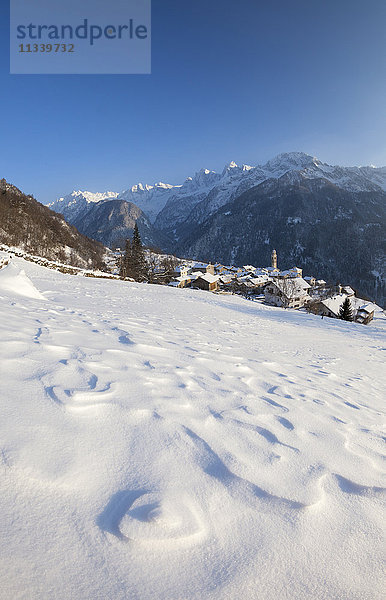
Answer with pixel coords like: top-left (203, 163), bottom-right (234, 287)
top-left (172, 154), bottom-right (386, 240)
top-left (176, 172), bottom-right (386, 304)
top-left (0, 179), bottom-right (106, 270)
top-left (68, 198), bottom-right (165, 250)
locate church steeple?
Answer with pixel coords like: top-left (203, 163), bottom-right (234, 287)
top-left (271, 249), bottom-right (277, 269)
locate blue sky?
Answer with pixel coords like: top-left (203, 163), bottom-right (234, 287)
top-left (1, 0), bottom-right (385, 203)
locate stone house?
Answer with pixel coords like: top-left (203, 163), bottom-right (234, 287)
top-left (264, 277), bottom-right (311, 309)
top-left (192, 272), bottom-right (219, 292)
top-left (174, 275), bottom-right (192, 288)
top-left (355, 303), bottom-right (376, 324)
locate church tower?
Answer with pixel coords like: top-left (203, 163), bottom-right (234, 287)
top-left (271, 249), bottom-right (277, 269)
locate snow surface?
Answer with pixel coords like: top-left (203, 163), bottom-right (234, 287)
top-left (0, 254), bottom-right (385, 600)
top-left (0, 262), bottom-right (47, 300)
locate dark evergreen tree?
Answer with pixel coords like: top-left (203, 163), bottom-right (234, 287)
top-left (339, 297), bottom-right (354, 321)
top-left (121, 224), bottom-right (147, 281)
top-left (132, 223), bottom-right (147, 281)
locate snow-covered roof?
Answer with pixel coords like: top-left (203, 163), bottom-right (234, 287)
top-left (219, 275), bottom-right (233, 284)
top-left (195, 273), bottom-right (219, 284)
top-left (357, 302), bottom-right (377, 314)
top-left (253, 268), bottom-right (269, 277)
top-left (320, 294), bottom-right (352, 316)
top-left (350, 298), bottom-right (377, 312)
top-left (235, 270), bottom-right (249, 278)
top-left (250, 276), bottom-right (269, 285)
top-left (278, 267), bottom-right (302, 278)
top-left (225, 266), bottom-right (239, 272)
top-left (342, 286), bottom-right (355, 296)
top-left (321, 295), bottom-right (344, 315)
top-left (192, 262), bottom-right (209, 269)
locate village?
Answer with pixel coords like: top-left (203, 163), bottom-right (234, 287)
top-left (0, 242), bottom-right (378, 326)
top-left (154, 249), bottom-right (377, 325)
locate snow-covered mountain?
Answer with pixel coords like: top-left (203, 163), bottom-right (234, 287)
top-left (177, 152), bottom-right (386, 232)
top-left (49, 152), bottom-right (386, 228)
top-left (118, 182), bottom-right (179, 223)
top-left (118, 169), bottom-right (224, 226)
top-left (152, 152), bottom-right (386, 231)
top-left (48, 190), bottom-right (119, 222)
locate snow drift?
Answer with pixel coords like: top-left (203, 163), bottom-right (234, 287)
top-left (0, 261), bottom-right (47, 300)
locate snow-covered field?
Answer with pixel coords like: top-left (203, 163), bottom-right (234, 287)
top-left (0, 254), bottom-right (385, 600)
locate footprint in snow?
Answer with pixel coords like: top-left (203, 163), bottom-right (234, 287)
top-left (334, 474), bottom-right (385, 498)
top-left (98, 489), bottom-right (205, 543)
top-left (183, 426), bottom-right (303, 510)
top-left (344, 401), bottom-right (360, 410)
top-left (276, 416), bottom-right (294, 431)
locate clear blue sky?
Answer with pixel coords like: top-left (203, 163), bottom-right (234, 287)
top-left (1, 0), bottom-right (385, 203)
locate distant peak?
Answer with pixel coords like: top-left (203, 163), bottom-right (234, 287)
top-left (65, 190), bottom-right (118, 203)
top-left (222, 161), bottom-right (239, 175)
top-left (277, 151), bottom-right (314, 159)
top-left (154, 182), bottom-right (175, 189)
top-left (227, 160), bottom-right (238, 169)
top-left (131, 183), bottom-right (153, 193)
top-left (186, 168), bottom-right (219, 186)
top-left (264, 152), bottom-right (322, 171)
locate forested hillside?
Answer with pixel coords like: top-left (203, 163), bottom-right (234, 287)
top-left (0, 179), bottom-right (106, 270)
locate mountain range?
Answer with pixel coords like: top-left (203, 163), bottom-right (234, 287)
top-left (47, 152), bottom-right (386, 304)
